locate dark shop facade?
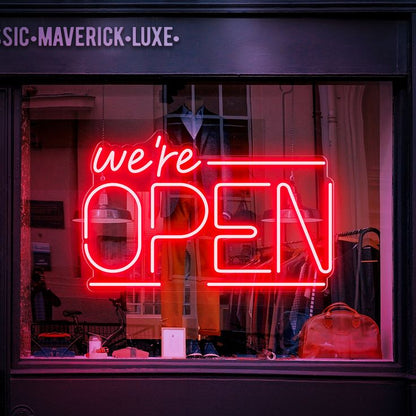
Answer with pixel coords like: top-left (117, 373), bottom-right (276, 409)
top-left (1, 1), bottom-right (416, 415)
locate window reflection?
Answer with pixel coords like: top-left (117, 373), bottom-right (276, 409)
top-left (22, 83), bottom-right (392, 360)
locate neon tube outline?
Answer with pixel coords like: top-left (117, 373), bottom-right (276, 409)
top-left (213, 182), bottom-right (272, 274)
top-left (207, 160), bottom-right (326, 167)
top-left (92, 146), bottom-right (129, 173)
top-left (150, 182), bottom-right (209, 273)
top-left (83, 149), bottom-right (334, 289)
top-left (89, 282), bottom-right (161, 288)
top-left (276, 181), bottom-right (334, 275)
top-left (83, 182), bottom-right (142, 274)
top-left (207, 282), bottom-right (326, 288)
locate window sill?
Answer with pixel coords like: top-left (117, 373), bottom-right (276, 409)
top-left (11, 357), bottom-right (404, 380)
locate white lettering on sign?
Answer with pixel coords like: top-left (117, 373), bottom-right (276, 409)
top-left (0, 26), bottom-right (180, 48)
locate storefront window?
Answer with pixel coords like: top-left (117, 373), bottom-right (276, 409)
top-left (20, 82), bottom-right (393, 361)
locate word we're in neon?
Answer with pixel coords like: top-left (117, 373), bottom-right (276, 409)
top-left (91, 134), bottom-right (201, 179)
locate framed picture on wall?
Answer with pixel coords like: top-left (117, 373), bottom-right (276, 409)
top-left (30, 200), bottom-right (64, 229)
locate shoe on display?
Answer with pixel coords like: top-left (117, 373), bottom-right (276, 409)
top-left (186, 340), bottom-right (202, 358)
top-left (202, 341), bottom-right (220, 358)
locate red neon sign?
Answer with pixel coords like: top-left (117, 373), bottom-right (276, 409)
top-left (83, 182), bottom-right (143, 274)
top-left (79, 132), bottom-right (334, 290)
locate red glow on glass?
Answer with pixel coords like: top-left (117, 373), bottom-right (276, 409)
top-left (207, 160), bottom-right (326, 167)
top-left (88, 282), bottom-right (161, 288)
top-left (77, 133), bottom-right (335, 291)
top-left (213, 182), bottom-right (272, 274)
top-left (82, 182), bottom-right (142, 274)
top-left (150, 182), bottom-right (209, 273)
top-left (91, 132), bottom-right (201, 180)
top-left (275, 181), bottom-right (334, 275)
top-left (206, 282), bottom-right (326, 288)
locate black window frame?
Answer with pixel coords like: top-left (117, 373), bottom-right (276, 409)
top-left (3, 75), bottom-right (410, 379)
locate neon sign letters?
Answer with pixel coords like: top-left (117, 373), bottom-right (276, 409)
top-left (80, 132), bottom-right (334, 290)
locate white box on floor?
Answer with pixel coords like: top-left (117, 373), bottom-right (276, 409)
top-left (161, 328), bottom-right (186, 359)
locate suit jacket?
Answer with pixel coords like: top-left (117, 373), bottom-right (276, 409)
top-left (161, 105), bottom-right (230, 217)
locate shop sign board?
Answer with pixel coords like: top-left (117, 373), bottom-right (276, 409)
top-left (0, 17), bottom-right (407, 75)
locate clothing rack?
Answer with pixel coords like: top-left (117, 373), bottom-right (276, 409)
top-left (336, 227), bottom-right (380, 314)
top-left (337, 227), bottom-right (380, 239)
top-left (240, 227), bottom-right (381, 355)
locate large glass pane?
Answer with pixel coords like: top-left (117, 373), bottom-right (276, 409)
top-left (21, 82), bottom-right (392, 361)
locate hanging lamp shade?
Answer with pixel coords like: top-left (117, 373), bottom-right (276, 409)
top-left (88, 206), bottom-right (132, 223)
top-left (73, 86), bottom-right (133, 224)
top-left (262, 207), bottom-right (321, 223)
top-left (262, 179), bottom-right (322, 223)
top-left (73, 190), bottom-right (133, 224)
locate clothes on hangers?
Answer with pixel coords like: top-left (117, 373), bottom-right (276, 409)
top-left (331, 228), bottom-right (380, 324)
top-left (242, 249), bottom-right (326, 356)
top-left (272, 256), bottom-right (324, 356)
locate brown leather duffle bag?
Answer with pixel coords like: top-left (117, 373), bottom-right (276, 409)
top-left (298, 302), bottom-right (382, 359)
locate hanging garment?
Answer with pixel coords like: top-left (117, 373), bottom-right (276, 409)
top-left (159, 106), bottom-right (230, 336)
top-left (331, 229), bottom-right (380, 325)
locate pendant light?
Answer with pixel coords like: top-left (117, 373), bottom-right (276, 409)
top-left (262, 85), bottom-right (322, 223)
top-left (262, 183), bottom-right (322, 224)
top-left (87, 188), bottom-right (132, 223)
top-left (73, 85), bottom-right (133, 224)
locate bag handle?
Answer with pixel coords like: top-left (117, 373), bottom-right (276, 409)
top-left (322, 302), bottom-right (361, 329)
top-left (323, 302), bottom-right (359, 315)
